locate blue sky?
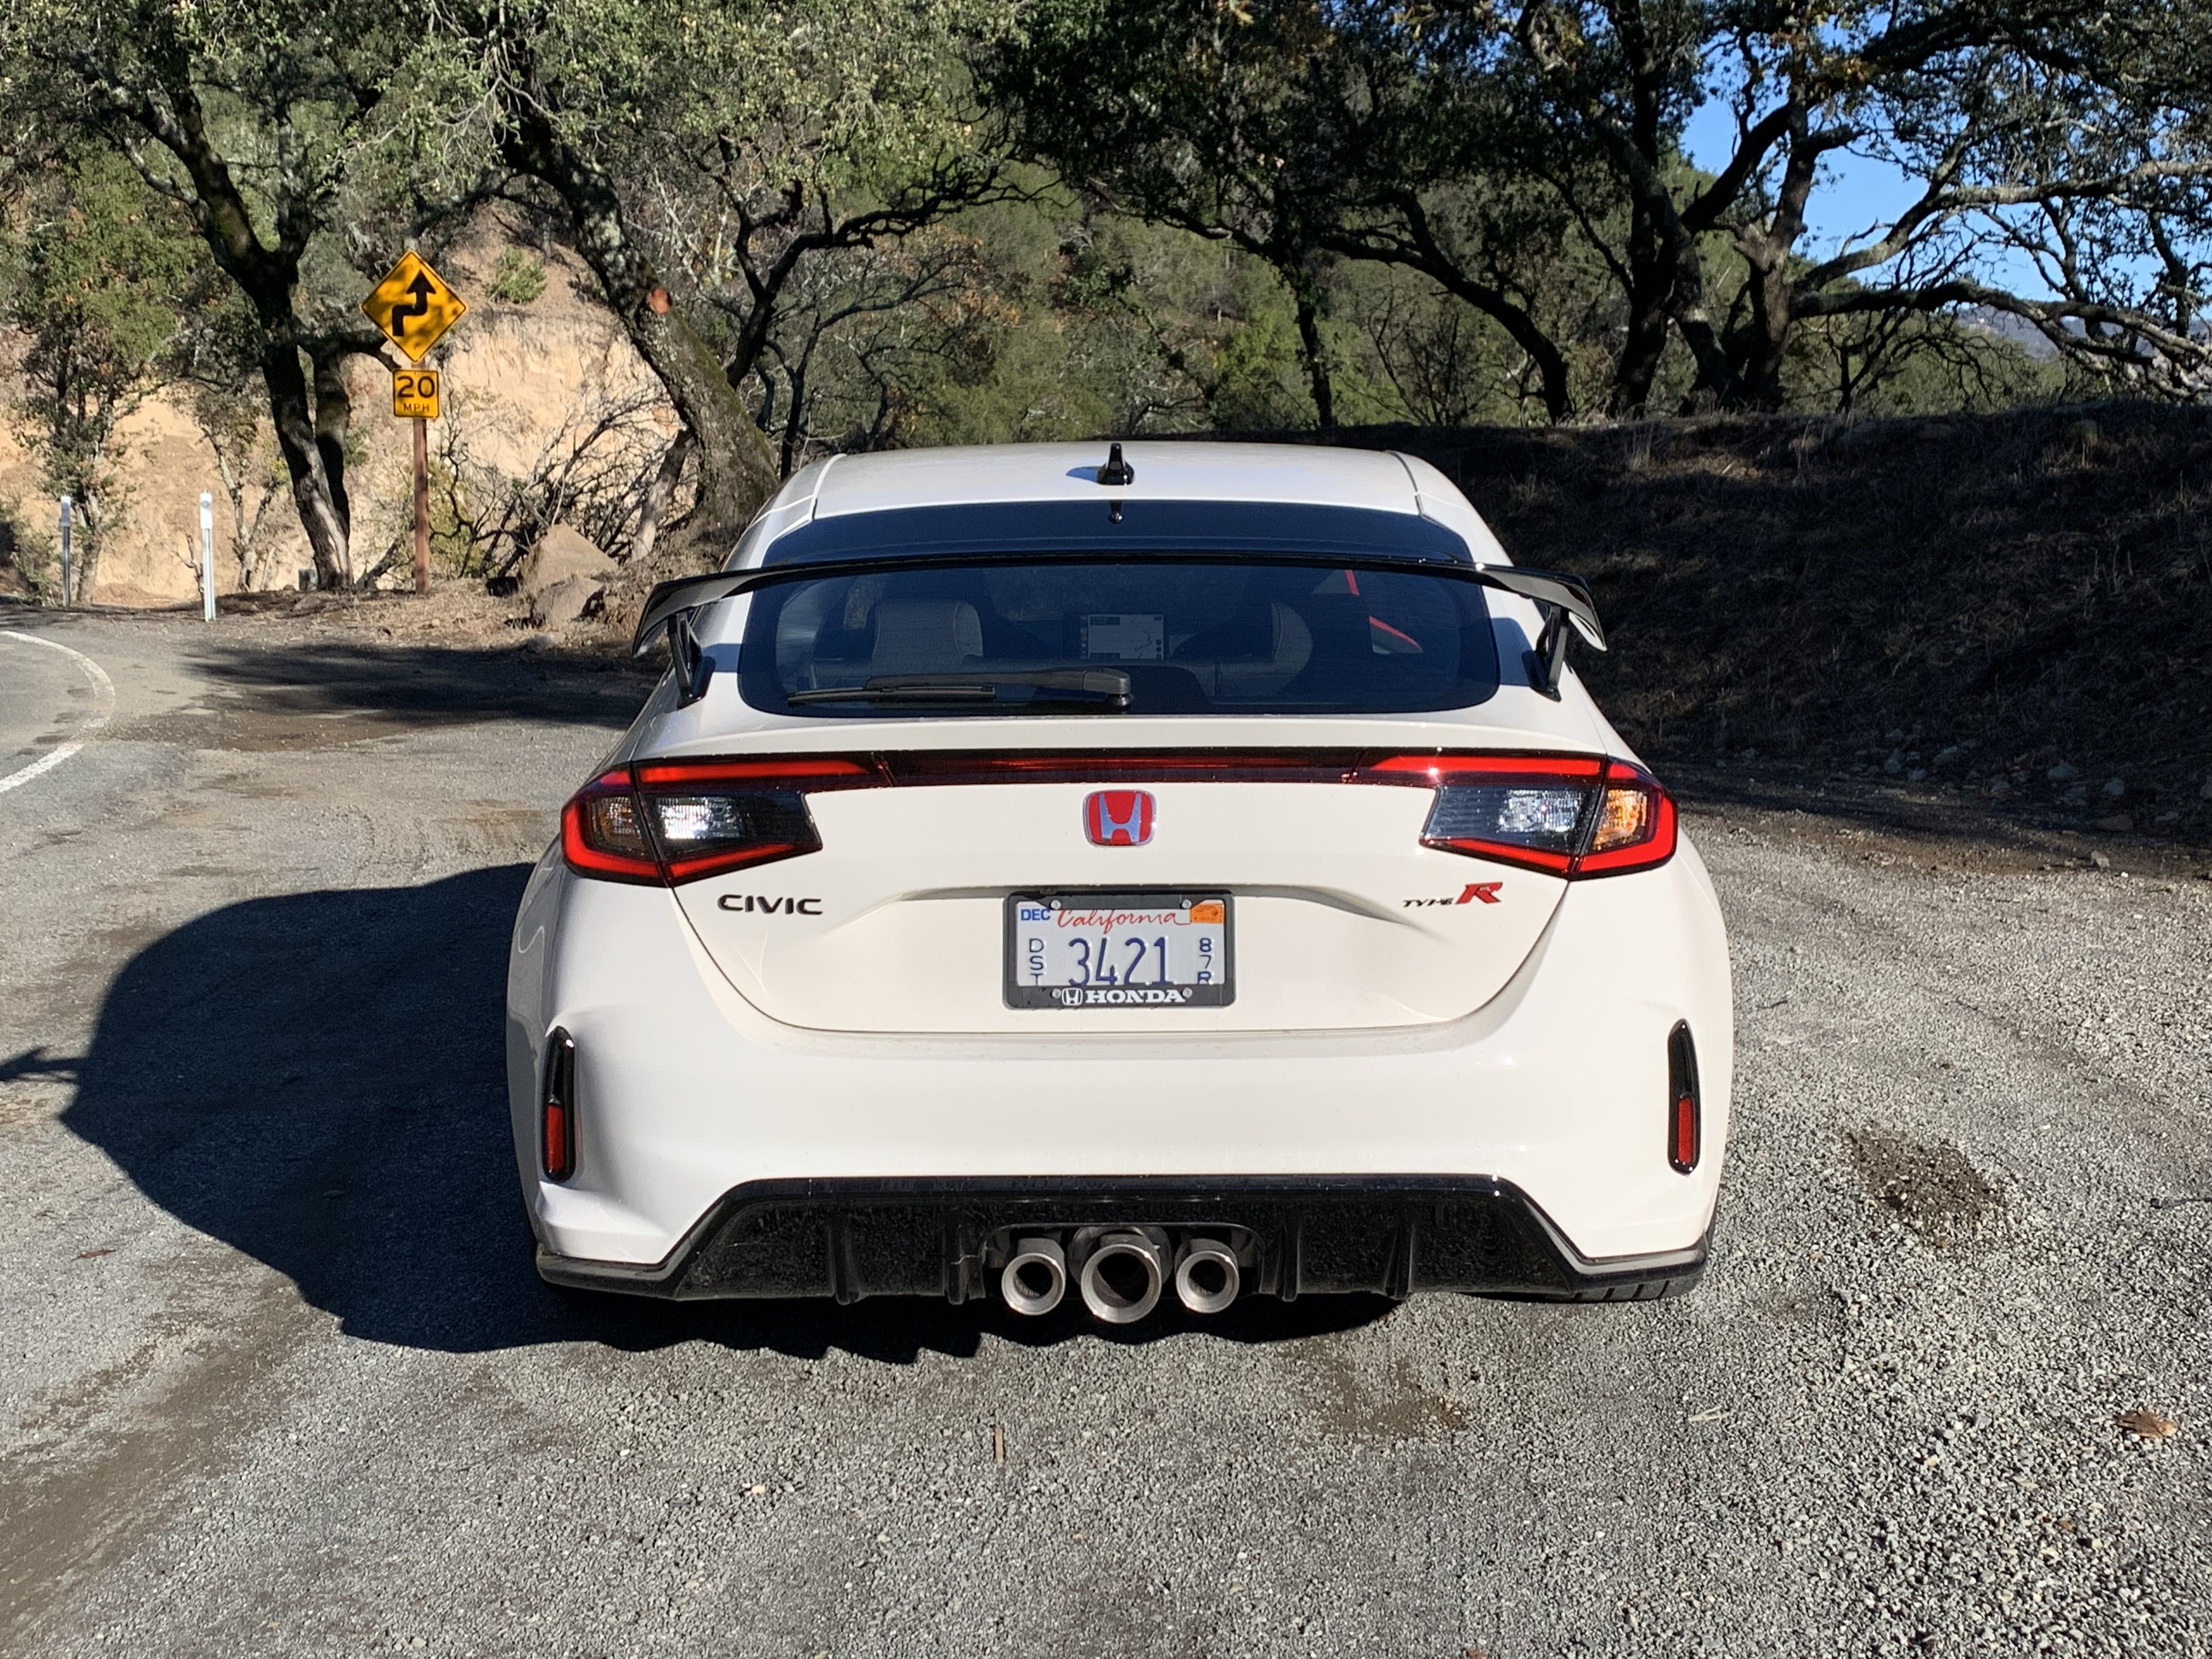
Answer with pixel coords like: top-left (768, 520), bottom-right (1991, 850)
top-left (1680, 100), bottom-right (1923, 259)
top-left (1678, 98), bottom-right (2054, 298)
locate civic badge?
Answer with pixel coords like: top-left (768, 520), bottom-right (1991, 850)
top-left (1084, 789), bottom-right (1155, 846)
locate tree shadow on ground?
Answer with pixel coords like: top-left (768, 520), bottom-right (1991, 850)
top-left (50, 865), bottom-right (1387, 1362)
top-left (173, 635), bottom-right (655, 729)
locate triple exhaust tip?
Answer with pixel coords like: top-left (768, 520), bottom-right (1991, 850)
top-left (999, 1233), bottom-right (1240, 1321)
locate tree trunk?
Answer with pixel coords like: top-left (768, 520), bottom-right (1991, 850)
top-left (503, 112), bottom-right (780, 534)
top-left (631, 428), bottom-right (694, 565)
top-left (1736, 245), bottom-right (1793, 409)
top-left (1731, 118), bottom-right (1824, 411)
top-left (1290, 280), bottom-right (1335, 432)
top-left (310, 345), bottom-right (356, 566)
top-left (258, 338), bottom-right (351, 589)
top-left (1613, 285), bottom-right (1671, 415)
top-left (781, 356), bottom-right (811, 478)
top-left (72, 499), bottom-right (104, 607)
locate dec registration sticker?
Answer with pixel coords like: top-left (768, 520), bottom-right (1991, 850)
top-left (1006, 891), bottom-right (1233, 1009)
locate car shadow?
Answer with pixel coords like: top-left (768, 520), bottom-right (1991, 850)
top-left (50, 866), bottom-right (1390, 1361)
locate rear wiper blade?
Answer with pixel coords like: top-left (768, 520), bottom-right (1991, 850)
top-left (786, 669), bottom-right (1132, 708)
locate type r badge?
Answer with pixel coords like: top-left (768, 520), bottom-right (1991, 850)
top-left (1403, 882), bottom-right (1503, 907)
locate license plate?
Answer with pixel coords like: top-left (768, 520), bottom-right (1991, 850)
top-left (1005, 891), bottom-right (1234, 1008)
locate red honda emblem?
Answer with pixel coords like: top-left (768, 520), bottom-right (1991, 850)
top-left (1084, 790), bottom-right (1155, 846)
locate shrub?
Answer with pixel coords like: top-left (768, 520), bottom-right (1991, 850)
top-left (487, 247), bottom-right (549, 306)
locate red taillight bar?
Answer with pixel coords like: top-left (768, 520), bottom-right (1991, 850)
top-left (1368, 753), bottom-right (1603, 781)
top-left (559, 750), bottom-right (1679, 884)
top-left (633, 757), bottom-right (880, 787)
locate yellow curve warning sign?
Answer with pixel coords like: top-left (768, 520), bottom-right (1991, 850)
top-left (362, 251), bottom-right (467, 363)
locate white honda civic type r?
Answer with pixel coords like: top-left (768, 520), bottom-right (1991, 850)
top-left (506, 441), bottom-right (1732, 1322)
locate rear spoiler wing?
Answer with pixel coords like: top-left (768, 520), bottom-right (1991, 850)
top-left (632, 551), bottom-right (1605, 699)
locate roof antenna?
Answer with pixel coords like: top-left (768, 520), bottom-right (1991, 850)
top-left (1097, 442), bottom-right (1135, 487)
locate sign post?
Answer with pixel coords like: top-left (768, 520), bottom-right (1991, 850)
top-left (412, 416), bottom-right (431, 594)
top-left (58, 495), bottom-right (72, 608)
top-left (199, 492), bottom-right (217, 621)
top-left (362, 252), bottom-right (467, 596)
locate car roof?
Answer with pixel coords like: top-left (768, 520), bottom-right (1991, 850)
top-left (810, 442), bottom-right (1418, 516)
top-left (736, 442), bottom-right (1509, 566)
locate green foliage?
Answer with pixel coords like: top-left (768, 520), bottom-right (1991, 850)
top-left (1, 149), bottom-right (212, 593)
top-left (0, 498), bottom-right (61, 600)
top-left (487, 249), bottom-right (549, 305)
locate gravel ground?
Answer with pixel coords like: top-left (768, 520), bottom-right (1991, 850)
top-left (2, 611), bottom-right (2208, 1659)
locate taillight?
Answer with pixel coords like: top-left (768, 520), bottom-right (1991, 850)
top-left (1666, 1022), bottom-right (1700, 1173)
top-left (1375, 754), bottom-right (1676, 878)
top-left (561, 759), bottom-right (877, 885)
top-left (1576, 760), bottom-right (1678, 877)
top-left (542, 1029), bottom-right (577, 1181)
top-left (562, 770), bottom-right (660, 883)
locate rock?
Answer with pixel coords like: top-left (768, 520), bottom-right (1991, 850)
top-left (529, 573), bottom-right (602, 628)
top-left (518, 525), bottom-right (615, 600)
top-left (2102, 777), bottom-right (2125, 799)
top-left (1906, 768), bottom-right (1928, 782)
top-left (1932, 746), bottom-right (1965, 768)
top-left (2090, 850), bottom-right (2112, 868)
top-left (1883, 749), bottom-right (1905, 776)
top-left (2047, 761), bottom-right (2080, 783)
top-left (2200, 775), bottom-right (2212, 801)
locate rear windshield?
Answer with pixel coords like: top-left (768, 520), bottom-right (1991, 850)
top-left (738, 559), bottom-right (1502, 718)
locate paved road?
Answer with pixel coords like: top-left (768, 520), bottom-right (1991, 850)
top-left (2, 611), bottom-right (2208, 1659)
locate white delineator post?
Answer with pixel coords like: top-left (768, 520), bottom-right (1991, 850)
top-left (58, 495), bottom-right (73, 607)
top-left (199, 492), bottom-right (217, 621)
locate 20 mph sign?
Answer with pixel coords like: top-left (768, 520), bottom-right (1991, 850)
top-left (362, 251), bottom-right (467, 363)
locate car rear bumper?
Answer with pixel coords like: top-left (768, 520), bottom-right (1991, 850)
top-left (533, 1175), bottom-right (1710, 1303)
top-left (506, 831), bottom-right (1735, 1271)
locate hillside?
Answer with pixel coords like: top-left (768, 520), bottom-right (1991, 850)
top-left (1284, 405), bottom-right (2212, 845)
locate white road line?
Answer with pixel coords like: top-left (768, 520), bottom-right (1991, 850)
top-left (0, 630), bottom-right (117, 796)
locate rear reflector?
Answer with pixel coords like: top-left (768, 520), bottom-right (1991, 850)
top-left (542, 1029), bottom-right (577, 1182)
top-left (1666, 1022), bottom-right (1700, 1174)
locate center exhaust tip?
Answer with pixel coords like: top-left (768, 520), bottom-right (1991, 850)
top-left (1077, 1232), bottom-right (1165, 1324)
top-left (1174, 1238), bottom-right (1241, 1314)
top-left (1000, 1236), bottom-right (1068, 1316)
